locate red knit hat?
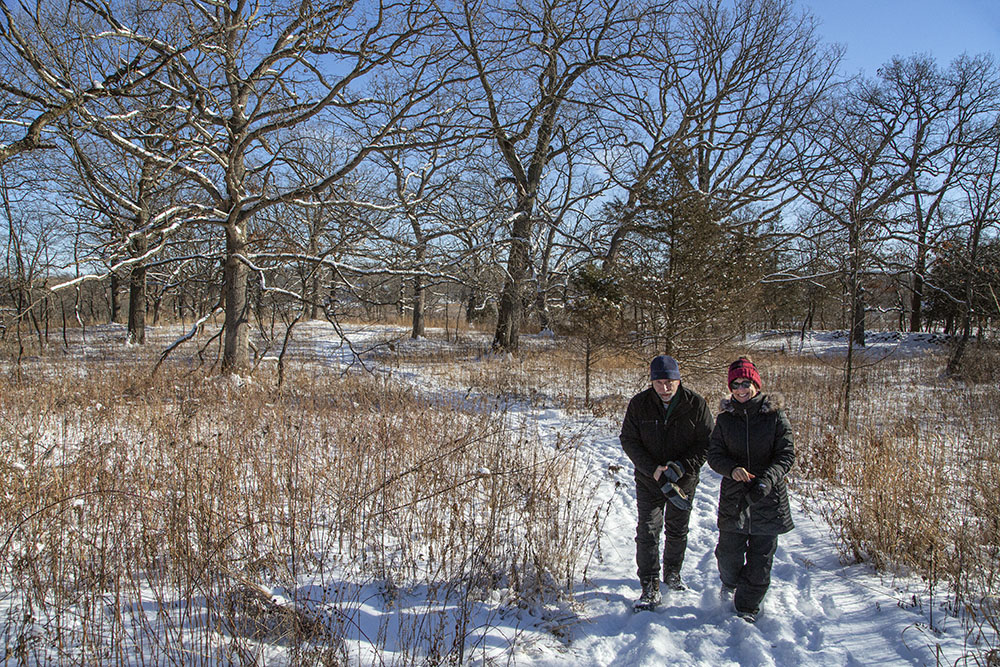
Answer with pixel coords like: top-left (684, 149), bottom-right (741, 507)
top-left (727, 357), bottom-right (762, 390)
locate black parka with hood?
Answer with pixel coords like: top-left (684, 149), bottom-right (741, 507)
top-left (707, 393), bottom-right (794, 535)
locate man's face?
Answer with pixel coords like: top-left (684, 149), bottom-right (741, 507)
top-left (652, 378), bottom-right (680, 402)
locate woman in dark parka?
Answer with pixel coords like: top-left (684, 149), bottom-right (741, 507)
top-left (707, 357), bottom-right (794, 622)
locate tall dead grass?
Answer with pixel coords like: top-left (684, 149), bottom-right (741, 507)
top-left (770, 350), bottom-right (1000, 662)
top-left (0, 358), bottom-right (598, 664)
top-left (5, 323), bottom-right (1000, 664)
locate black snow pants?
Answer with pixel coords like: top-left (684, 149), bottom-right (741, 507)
top-left (715, 530), bottom-right (779, 614)
top-left (635, 476), bottom-right (698, 581)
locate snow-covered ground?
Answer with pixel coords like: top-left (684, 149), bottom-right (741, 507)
top-left (744, 329), bottom-right (951, 359)
top-left (2, 322), bottom-right (976, 665)
top-left (296, 323), bottom-right (971, 666)
top-left (492, 412), bottom-right (958, 666)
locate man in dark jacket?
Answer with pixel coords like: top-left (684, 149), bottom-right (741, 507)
top-left (620, 355), bottom-right (714, 611)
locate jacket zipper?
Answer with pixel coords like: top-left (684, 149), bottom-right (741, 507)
top-left (744, 410), bottom-right (751, 533)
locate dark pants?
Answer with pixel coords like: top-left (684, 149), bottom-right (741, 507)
top-left (635, 477), bottom-right (697, 581)
top-left (715, 530), bottom-right (779, 614)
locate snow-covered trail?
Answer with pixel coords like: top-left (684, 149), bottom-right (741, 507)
top-left (292, 322), bottom-right (970, 666)
top-left (510, 409), bottom-right (963, 666)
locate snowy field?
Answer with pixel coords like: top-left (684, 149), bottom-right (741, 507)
top-left (292, 323), bottom-right (968, 666)
top-left (742, 329), bottom-right (951, 359)
top-left (0, 322), bottom-right (978, 665)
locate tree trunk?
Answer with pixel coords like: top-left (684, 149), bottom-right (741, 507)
top-left (842, 332), bottom-right (854, 428)
top-left (947, 293), bottom-right (972, 375)
top-left (127, 263), bottom-right (147, 345)
top-left (305, 229), bottom-right (321, 320)
top-left (947, 227), bottom-right (983, 374)
top-left (411, 243), bottom-right (426, 338)
top-left (465, 288), bottom-right (477, 324)
top-left (110, 271), bottom-right (123, 324)
top-left (602, 206), bottom-right (639, 271)
top-left (849, 221), bottom-right (866, 347)
top-left (910, 267), bottom-right (925, 332)
top-left (852, 289), bottom-right (866, 347)
top-left (152, 292), bottom-right (162, 325)
top-left (310, 269), bottom-right (322, 320)
top-left (126, 224), bottom-right (148, 344)
top-left (493, 281), bottom-right (522, 352)
top-left (222, 222), bottom-right (250, 372)
top-left (411, 274), bottom-right (426, 339)
top-left (492, 204), bottom-right (533, 352)
top-left (535, 285), bottom-right (549, 332)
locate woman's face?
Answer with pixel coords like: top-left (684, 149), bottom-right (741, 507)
top-left (729, 378), bottom-right (758, 403)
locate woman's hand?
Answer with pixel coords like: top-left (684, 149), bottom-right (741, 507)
top-left (731, 467), bottom-right (755, 482)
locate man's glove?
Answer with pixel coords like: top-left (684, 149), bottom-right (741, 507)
top-left (660, 481), bottom-right (692, 511)
top-left (745, 478), bottom-right (773, 506)
top-left (661, 460), bottom-right (685, 484)
top-left (659, 460), bottom-right (691, 511)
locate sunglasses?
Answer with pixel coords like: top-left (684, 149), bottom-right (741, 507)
top-left (730, 380), bottom-right (753, 390)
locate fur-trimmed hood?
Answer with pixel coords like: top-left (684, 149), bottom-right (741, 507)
top-left (718, 392), bottom-right (785, 415)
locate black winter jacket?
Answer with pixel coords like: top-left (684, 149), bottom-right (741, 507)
top-left (620, 383), bottom-right (714, 496)
top-left (707, 393), bottom-right (795, 535)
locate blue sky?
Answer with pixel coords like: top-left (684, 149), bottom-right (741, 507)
top-left (805, 0), bottom-right (999, 75)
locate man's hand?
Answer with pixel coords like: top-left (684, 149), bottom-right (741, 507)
top-left (731, 467), bottom-right (755, 482)
top-left (654, 461), bottom-right (685, 483)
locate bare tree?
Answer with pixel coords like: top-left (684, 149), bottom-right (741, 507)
top-left (948, 115), bottom-right (1000, 372)
top-left (0, 161), bottom-right (56, 358)
top-left (797, 74), bottom-right (924, 344)
top-left (55, 118), bottom-right (193, 345)
top-left (378, 109), bottom-right (475, 338)
top-left (40, 0), bottom-right (457, 371)
top-left (438, 0), bottom-right (658, 352)
top-left (793, 67), bottom-right (956, 420)
top-left (436, 175), bottom-right (508, 330)
top-left (256, 131), bottom-right (392, 323)
top-left (796, 54), bottom-right (998, 363)
top-left (0, 1), bottom-right (197, 354)
top-left (591, 0), bottom-right (840, 271)
top-left (0, 0), bottom-right (179, 165)
top-left (869, 54), bottom-right (1000, 333)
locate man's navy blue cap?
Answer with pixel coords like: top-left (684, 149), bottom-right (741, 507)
top-left (650, 355), bottom-right (681, 381)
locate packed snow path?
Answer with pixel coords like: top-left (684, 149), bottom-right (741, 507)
top-left (513, 425), bottom-right (953, 666)
top-left (298, 323), bottom-right (971, 666)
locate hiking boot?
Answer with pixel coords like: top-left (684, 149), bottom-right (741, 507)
top-left (736, 609), bottom-right (758, 623)
top-left (633, 577), bottom-right (661, 612)
top-left (663, 571), bottom-right (685, 591)
top-left (719, 584), bottom-right (735, 603)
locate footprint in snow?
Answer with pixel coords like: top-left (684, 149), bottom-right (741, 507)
top-left (821, 594), bottom-right (842, 620)
top-left (793, 617), bottom-right (825, 651)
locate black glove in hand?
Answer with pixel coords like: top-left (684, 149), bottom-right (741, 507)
top-left (661, 460), bottom-right (685, 484)
top-left (659, 464), bottom-right (692, 511)
top-left (661, 481), bottom-right (692, 510)
top-left (745, 478), bottom-right (773, 505)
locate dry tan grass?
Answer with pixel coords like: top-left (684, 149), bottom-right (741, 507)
top-left (0, 343), bottom-right (599, 664)
top-left (767, 349), bottom-right (1000, 657)
top-left (2, 323), bottom-right (999, 663)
